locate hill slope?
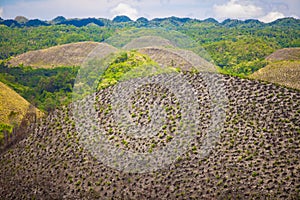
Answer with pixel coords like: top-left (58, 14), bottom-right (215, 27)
top-left (266, 47), bottom-right (300, 61)
top-left (0, 73), bottom-right (299, 199)
top-left (8, 42), bottom-right (105, 68)
top-left (0, 81), bottom-right (42, 126)
top-left (250, 60), bottom-right (300, 90)
top-left (138, 47), bottom-right (216, 72)
top-left (0, 81), bottom-right (42, 148)
top-left (250, 48), bottom-right (300, 90)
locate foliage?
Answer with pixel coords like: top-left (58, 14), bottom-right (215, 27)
top-left (176, 18), bottom-right (299, 74)
top-left (203, 37), bottom-right (276, 70)
top-left (1, 17), bottom-right (299, 75)
top-left (113, 16), bottom-right (132, 23)
top-left (228, 59), bottom-right (269, 75)
top-left (58, 18), bottom-right (105, 27)
top-left (0, 16), bottom-right (299, 111)
top-left (0, 25), bottom-right (114, 59)
top-left (0, 123), bottom-right (13, 144)
top-left (97, 51), bottom-right (176, 90)
top-left (0, 62), bottom-right (79, 112)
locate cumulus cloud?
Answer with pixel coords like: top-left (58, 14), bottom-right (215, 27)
top-left (110, 3), bottom-right (138, 20)
top-left (259, 11), bottom-right (285, 23)
top-left (213, 0), bottom-right (263, 20)
top-left (1, 0), bottom-right (299, 21)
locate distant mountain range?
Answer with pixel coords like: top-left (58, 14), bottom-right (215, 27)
top-left (0, 15), bottom-right (299, 28)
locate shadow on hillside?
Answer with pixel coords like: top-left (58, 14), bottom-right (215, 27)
top-left (0, 105), bottom-right (40, 153)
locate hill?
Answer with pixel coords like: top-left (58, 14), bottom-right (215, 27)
top-left (123, 36), bottom-right (175, 49)
top-left (8, 42), bottom-right (105, 68)
top-left (0, 81), bottom-right (42, 126)
top-left (250, 61), bottom-right (300, 90)
top-left (0, 81), bottom-right (42, 149)
top-left (266, 47), bottom-right (300, 61)
top-left (1, 16), bottom-right (299, 75)
top-left (250, 48), bottom-right (300, 90)
top-left (0, 72), bottom-right (299, 199)
top-left (138, 47), bottom-right (216, 72)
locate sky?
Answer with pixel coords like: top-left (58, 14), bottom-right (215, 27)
top-left (0, 0), bottom-right (299, 23)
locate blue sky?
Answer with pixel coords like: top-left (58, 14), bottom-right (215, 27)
top-left (0, 0), bottom-right (299, 22)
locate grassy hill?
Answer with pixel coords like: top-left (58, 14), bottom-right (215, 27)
top-left (1, 17), bottom-right (299, 75)
top-left (123, 36), bottom-right (175, 49)
top-left (250, 60), bottom-right (300, 90)
top-left (0, 81), bottom-right (42, 125)
top-left (266, 47), bottom-right (300, 61)
top-left (8, 41), bottom-right (103, 68)
top-left (0, 81), bottom-right (42, 146)
top-left (0, 18), bottom-right (299, 198)
top-left (250, 48), bottom-right (300, 90)
top-left (0, 72), bottom-right (299, 199)
top-left (138, 47), bottom-right (216, 72)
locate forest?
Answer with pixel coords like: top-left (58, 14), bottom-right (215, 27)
top-left (0, 16), bottom-right (299, 111)
top-left (0, 62), bottom-right (78, 112)
top-left (0, 16), bottom-right (300, 199)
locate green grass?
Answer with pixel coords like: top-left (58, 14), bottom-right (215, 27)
top-left (0, 123), bottom-right (13, 145)
top-left (97, 50), bottom-right (177, 90)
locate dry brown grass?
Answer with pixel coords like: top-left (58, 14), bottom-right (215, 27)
top-left (0, 81), bottom-right (42, 126)
top-left (250, 61), bottom-right (300, 90)
top-left (8, 41), bottom-right (103, 68)
top-left (138, 47), bottom-right (216, 72)
top-left (250, 48), bottom-right (300, 90)
top-left (266, 47), bottom-right (300, 61)
top-left (123, 36), bottom-right (175, 50)
top-left (138, 47), bottom-right (193, 71)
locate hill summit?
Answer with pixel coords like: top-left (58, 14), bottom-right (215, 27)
top-left (250, 48), bottom-right (300, 90)
top-left (8, 42), bottom-right (113, 68)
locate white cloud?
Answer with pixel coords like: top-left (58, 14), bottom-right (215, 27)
top-left (1, 0), bottom-right (299, 21)
top-left (213, 0), bottom-right (263, 20)
top-left (291, 14), bottom-right (300, 19)
top-left (110, 3), bottom-right (138, 20)
top-left (2, 0), bottom-right (113, 20)
top-left (259, 11), bottom-right (285, 23)
top-left (0, 7), bottom-right (3, 18)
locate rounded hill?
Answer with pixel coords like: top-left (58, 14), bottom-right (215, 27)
top-left (250, 48), bottom-right (300, 90)
top-left (0, 81), bottom-right (42, 126)
top-left (8, 42), bottom-right (117, 68)
top-left (0, 81), bottom-right (42, 150)
top-left (0, 73), bottom-right (299, 199)
top-left (266, 48), bottom-right (300, 61)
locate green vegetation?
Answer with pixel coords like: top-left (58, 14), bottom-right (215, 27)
top-left (0, 62), bottom-right (78, 112)
top-left (0, 49), bottom-right (176, 113)
top-left (0, 16), bottom-right (299, 113)
top-left (0, 25), bottom-right (113, 59)
top-left (0, 123), bottom-right (13, 145)
top-left (0, 80), bottom-right (42, 126)
top-left (203, 37), bottom-right (274, 74)
top-left (1, 17), bottom-right (299, 76)
top-left (176, 18), bottom-right (300, 75)
top-left (0, 16), bottom-right (299, 199)
top-left (97, 50), bottom-right (176, 90)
